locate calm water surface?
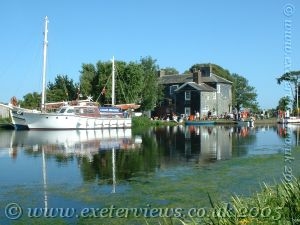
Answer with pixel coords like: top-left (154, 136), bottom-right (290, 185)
top-left (0, 124), bottom-right (299, 223)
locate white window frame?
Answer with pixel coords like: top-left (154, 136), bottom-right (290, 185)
top-left (169, 85), bottom-right (179, 95)
top-left (213, 92), bottom-right (216, 100)
top-left (185, 91), bottom-right (191, 100)
top-left (217, 84), bottom-right (221, 93)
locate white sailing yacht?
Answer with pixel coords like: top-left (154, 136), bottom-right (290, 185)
top-left (22, 17), bottom-right (132, 129)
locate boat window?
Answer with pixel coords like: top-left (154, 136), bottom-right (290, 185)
top-left (74, 107), bottom-right (98, 114)
top-left (67, 109), bottom-right (74, 113)
top-left (59, 108), bottom-right (67, 114)
top-left (87, 108), bottom-right (95, 113)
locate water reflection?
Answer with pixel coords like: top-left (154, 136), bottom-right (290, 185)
top-left (277, 124), bottom-right (300, 146)
top-left (0, 124), bottom-right (299, 186)
top-left (1, 124), bottom-right (297, 165)
top-left (154, 125), bottom-right (233, 164)
top-left (153, 124), bottom-right (300, 161)
top-left (0, 124), bottom-right (299, 224)
top-left (0, 129), bottom-right (141, 161)
top-left (0, 128), bottom-right (143, 211)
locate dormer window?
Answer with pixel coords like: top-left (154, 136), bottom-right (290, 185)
top-left (185, 91), bottom-right (191, 100)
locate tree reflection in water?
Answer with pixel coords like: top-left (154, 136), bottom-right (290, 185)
top-left (0, 124), bottom-right (296, 185)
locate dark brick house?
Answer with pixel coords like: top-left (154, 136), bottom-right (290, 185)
top-left (154, 65), bottom-right (232, 119)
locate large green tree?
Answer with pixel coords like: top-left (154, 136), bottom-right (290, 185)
top-left (79, 57), bottom-right (163, 110)
top-left (162, 67), bottom-right (179, 75)
top-left (118, 62), bottom-right (144, 104)
top-left (47, 75), bottom-right (78, 102)
top-left (276, 70), bottom-right (300, 111)
top-left (139, 56), bottom-right (163, 111)
top-left (277, 96), bottom-right (291, 111)
top-left (232, 73), bottom-right (259, 112)
top-left (189, 63), bottom-right (234, 83)
top-left (20, 92), bottom-right (41, 109)
top-left (79, 63), bottom-right (98, 99)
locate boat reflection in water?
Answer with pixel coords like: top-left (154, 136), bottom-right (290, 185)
top-left (0, 128), bottom-right (142, 210)
top-left (1, 129), bottom-right (141, 161)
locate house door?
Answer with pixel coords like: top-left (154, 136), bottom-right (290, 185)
top-left (184, 107), bottom-right (191, 116)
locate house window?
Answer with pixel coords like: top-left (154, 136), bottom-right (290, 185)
top-left (185, 107), bottom-right (191, 116)
top-left (213, 92), bottom-right (216, 100)
top-left (202, 105), bottom-right (209, 112)
top-left (185, 91), bottom-right (191, 100)
top-left (169, 85), bottom-right (179, 95)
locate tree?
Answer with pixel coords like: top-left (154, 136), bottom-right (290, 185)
top-left (139, 56), bottom-right (163, 111)
top-left (162, 67), bottom-right (179, 75)
top-left (20, 92), bottom-right (41, 109)
top-left (189, 63), bottom-right (234, 83)
top-left (78, 57), bottom-right (163, 111)
top-left (277, 96), bottom-right (291, 111)
top-left (79, 63), bottom-right (97, 98)
top-left (118, 62), bottom-right (144, 104)
top-left (47, 75), bottom-right (79, 102)
top-left (94, 60), bottom-right (115, 104)
top-left (232, 73), bottom-right (259, 112)
top-left (276, 70), bottom-right (300, 112)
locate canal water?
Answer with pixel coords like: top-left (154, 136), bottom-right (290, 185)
top-left (0, 124), bottom-right (299, 224)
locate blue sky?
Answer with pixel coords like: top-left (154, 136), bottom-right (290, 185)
top-left (0, 0), bottom-right (299, 109)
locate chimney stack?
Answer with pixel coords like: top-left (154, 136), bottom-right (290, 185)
top-left (193, 70), bottom-right (201, 84)
top-left (158, 70), bottom-right (165, 77)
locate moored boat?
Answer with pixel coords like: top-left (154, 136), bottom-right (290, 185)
top-left (21, 17), bottom-right (132, 130)
top-left (23, 101), bottom-right (131, 130)
top-left (185, 120), bottom-right (216, 125)
top-left (277, 116), bottom-right (300, 124)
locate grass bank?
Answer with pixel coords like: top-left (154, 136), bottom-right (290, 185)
top-left (133, 116), bottom-right (278, 127)
top-left (132, 116), bottom-right (178, 128)
top-left (190, 177), bottom-right (300, 225)
top-left (0, 118), bottom-right (10, 123)
top-left (215, 117), bottom-right (277, 125)
top-left (0, 118), bottom-right (13, 130)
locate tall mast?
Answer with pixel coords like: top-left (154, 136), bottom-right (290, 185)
top-left (111, 56), bottom-right (115, 106)
top-left (41, 16), bottom-right (49, 111)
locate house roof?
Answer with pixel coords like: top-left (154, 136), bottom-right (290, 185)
top-left (158, 73), bottom-right (232, 85)
top-left (200, 73), bottom-right (233, 84)
top-left (175, 82), bottom-right (216, 92)
top-left (159, 74), bottom-right (192, 84)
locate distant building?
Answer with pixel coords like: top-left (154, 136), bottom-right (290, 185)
top-left (154, 65), bottom-right (232, 119)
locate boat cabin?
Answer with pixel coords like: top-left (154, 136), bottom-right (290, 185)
top-left (74, 106), bottom-right (100, 117)
top-left (57, 106), bottom-right (75, 115)
top-left (57, 105), bottom-right (101, 117)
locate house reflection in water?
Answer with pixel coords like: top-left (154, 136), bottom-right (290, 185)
top-left (153, 125), bottom-right (233, 164)
top-left (184, 125), bottom-right (232, 162)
